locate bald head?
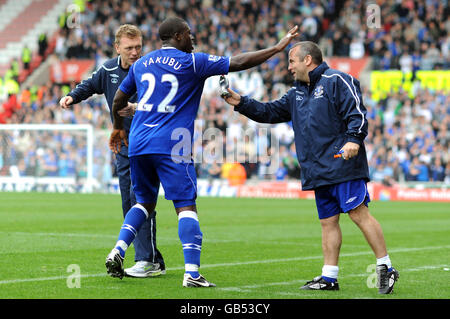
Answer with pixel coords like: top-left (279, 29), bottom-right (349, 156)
top-left (291, 41), bottom-right (323, 65)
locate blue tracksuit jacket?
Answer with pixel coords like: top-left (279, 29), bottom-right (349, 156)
top-left (67, 56), bottom-right (136, 133)
top-left (66, 56), bottom-right (165, 264)
top-left (235, 62), bottom-right (370, 190)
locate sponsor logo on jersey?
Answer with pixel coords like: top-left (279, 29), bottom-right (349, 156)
top-left (208, 55), bottom-right (221, 62)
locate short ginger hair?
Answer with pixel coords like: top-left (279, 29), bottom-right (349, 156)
top-left (114, 24), bottom-right (142, 46)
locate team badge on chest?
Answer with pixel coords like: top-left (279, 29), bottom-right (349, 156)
top-left (313, 85), bottom-right (324, 99)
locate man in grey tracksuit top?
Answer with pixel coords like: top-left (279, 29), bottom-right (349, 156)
top-left (59, 25), bottom-right (165, 277)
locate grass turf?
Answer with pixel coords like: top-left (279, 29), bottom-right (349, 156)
top-left (0, 192), bottom-right (449, 300)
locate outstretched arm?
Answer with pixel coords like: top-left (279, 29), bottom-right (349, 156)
top-left (229, 25), bottom-right (298, 72)
top-left (60, 67), bottom-right (104, 108)
top-left (222, 87), bottom-right (292, 124)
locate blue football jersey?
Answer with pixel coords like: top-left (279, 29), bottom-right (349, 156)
top-left (119, 47), bottom-right (230, 157)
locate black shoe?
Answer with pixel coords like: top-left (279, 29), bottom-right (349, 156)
top-left (300, 276), bottom-right (339, 290)
top-left (377, 264), bottom-right (399, 294)
top-left (105, 248), bottom-right (125, 279)
top-left (183, 273), bottom-right (216, 287)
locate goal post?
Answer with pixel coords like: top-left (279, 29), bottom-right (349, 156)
top-left (0, 124), bottom-right (97, 193)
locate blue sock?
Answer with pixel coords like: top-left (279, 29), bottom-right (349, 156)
top-left (322, 265), bottom-right (338, 283)
top-left (115, 204), bottom-right (148, 258)
top-left (322, 276), bottom-right (337, 283)
top-left (178, 211), bottom-right (202, 278)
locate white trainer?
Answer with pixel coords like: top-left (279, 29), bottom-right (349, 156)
top-left (124, 261), bottom-right (165, 278)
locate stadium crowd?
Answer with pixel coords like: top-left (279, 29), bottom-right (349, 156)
top-left (51, 0), bottom-right (449, 74)
top-left (0, 0), bottom-right (448, 186)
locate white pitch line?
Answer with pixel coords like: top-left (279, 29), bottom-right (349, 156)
top-left (0, 231), bottom-right (372, 246)
top-left (0, 245), bottom-right (448, 285)
top-left (346, 264), bottom-right (450, 278)
top-left (0, 273), bottom-right (108, 284)
top-left (0, 231), bottom-right (246, 243)
top-left (217, 279), bottom-right (308, 292)
top-left (275, 292), bottom-right (319, 297)
top-left (0, 231), bottom-right (116, 239)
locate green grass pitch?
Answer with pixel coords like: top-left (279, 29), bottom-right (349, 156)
top-left (0, 192), bottom-right (449, 300)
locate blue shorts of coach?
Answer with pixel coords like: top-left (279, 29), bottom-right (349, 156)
top-left (130, 154), bottom-right (197, 208)
top-left (314, 179), bottom-right (371, 220)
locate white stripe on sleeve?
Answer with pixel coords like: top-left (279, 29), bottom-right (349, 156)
top-left (321, 73), bottom-right (365, 133)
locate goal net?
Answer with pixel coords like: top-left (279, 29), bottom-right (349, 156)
top-left (0, 124), bottom-right (112, 193)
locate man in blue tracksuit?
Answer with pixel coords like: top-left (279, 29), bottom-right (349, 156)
top-left (59, 25), bottom-right (165, 277)
top-left (221, 41), bottom-right (399, 294)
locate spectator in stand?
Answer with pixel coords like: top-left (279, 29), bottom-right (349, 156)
top-left (380, 51), bottom-right (394, 70)
top-left (38, 33), bottom-right (48, 57)
top-left (43, 149), bottom-right (59, 177)
top-left (0, 94), bottom-right (20, 123)
top-left (208, 160), bottom-right (222, 179)
top-left (430, 157), bottom-right (446, 182)
top-left (0, 103), bottom-right (6, 124)
top-left (21, 46), bottom-right (31, 71)
top-left (445, 163), bottom-right (450, 184)
top-left (399, 50), bottom-right (413, 74)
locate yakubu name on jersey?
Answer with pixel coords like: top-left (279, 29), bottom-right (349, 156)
top-left (142, 56), bottom-right (182, 70)
top-left (119, 47), bottom-right (230, 157)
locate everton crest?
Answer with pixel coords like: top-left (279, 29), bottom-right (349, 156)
top-left (313, 85), bottom-right (324, 98)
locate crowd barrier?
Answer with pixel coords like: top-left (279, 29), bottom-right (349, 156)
top-left (2, 177), bottom-right (447, 202)
top-left (197, 180), bottom-right (450, 202)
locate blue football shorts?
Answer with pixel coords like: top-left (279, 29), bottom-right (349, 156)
top-left (129, 154), bottom-right (197, 208)
top-left (314, 179), bottom-right (370, 220)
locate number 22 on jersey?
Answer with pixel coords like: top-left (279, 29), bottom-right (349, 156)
top-left (137, 73), bottom-right (178, 113)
